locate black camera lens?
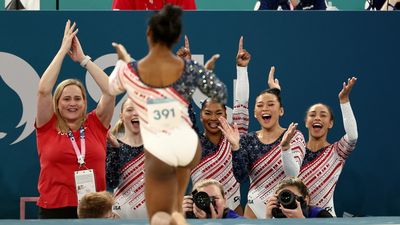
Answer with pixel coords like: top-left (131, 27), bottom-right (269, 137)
top-left (193, 191), bottom-right (212, 211)
top-left (278, 190), bottom-right (297, 209)
top-left (186, 190), bottom-right (217, 218)
top-left (271, 189), bottom-right (302, 218)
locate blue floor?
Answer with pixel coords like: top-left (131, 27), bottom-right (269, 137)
top-left (1, 217), bottom-right (400, 225)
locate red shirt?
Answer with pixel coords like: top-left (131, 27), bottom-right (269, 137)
top-left (35, 111), bottom-right (108, 208)
top-left (112, 0), bottom-right (197, 10)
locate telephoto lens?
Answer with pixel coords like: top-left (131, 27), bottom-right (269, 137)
top-left (186, 190), bottom-right (216, 218)
top-left (271, 189), bottom-right (298, 218)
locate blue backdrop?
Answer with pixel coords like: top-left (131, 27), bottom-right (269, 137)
top-left (0, 11), bottom-right (399, 219)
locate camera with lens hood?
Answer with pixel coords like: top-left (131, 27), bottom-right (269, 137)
top-left (271, 189), bottom-right (306, 218)
top-left (185, 190), bottom-right (216, 218)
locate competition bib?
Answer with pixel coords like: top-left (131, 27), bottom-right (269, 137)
top-left (147, 98), bottom-right (181, 131)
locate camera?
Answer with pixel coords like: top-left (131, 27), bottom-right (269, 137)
top-left (271, 189), bottom-right (306, 218)
top-left (185, 190), bottom-right (216, 218)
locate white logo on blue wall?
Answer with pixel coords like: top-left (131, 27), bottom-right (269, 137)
top-left (0, 52), bottom-right (39, 145)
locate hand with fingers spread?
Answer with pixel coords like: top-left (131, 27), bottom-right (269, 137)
top-left (112, 42), bottom-right (131, 63)
top-left (339, 77), bottom-right (357, 104)
top-left (204, 54), bottom-right (220, 71)
top-left (218, 117), bottom-right (240, 151)
top-left (236, 36), bottom-right (251, 67)
top-left (68, 36), bottom-right (85, 63)
top-left (280, 122), bottom-right (298, 151)
top-left (176, 35), bottom-right (191, 60)
top-left (60, 20), bottom-right (79, 56)
top-left (267, 66), bottom-right (281, 90)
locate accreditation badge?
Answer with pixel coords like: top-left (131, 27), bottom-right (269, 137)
top-left (74, 169), bottom-right (96, 202)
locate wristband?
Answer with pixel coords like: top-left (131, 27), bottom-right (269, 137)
top-left (80, 55), bottom-right (91, 68)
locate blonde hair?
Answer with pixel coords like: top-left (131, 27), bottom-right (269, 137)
top-left (193, 179), bottom-right (225, 198)
top-left (110, 98), bottom-right (129, 136)
top-left (78, 191), bottom-right (115, 218)
top-left (53, 79), bottom-right (87, 133)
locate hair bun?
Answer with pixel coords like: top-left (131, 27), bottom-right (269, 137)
top-left (148, 4), bottom-right (183, 47)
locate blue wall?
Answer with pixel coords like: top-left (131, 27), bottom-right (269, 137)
top-left (0, 11), bottom-right (399, 218)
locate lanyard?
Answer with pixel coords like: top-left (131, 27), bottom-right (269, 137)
top-left (67, 126), bottom-right (86, 166)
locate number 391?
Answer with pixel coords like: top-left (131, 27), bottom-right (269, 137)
top-left (153, 108), bottom-right (175, 120)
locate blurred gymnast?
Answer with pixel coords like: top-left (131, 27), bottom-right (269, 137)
top-left (108, 5), bottom-right (227, 224)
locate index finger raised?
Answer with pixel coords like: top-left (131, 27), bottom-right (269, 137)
top-left (184, 35), bottom-right (190, 50)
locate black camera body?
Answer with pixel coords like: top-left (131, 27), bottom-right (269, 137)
top-left (271, 189), bottom-right (306, 218)
top-left (185, 190), bottom-right (216, 218)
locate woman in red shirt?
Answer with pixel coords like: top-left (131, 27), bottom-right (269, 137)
top-left (35, 20), bottom-right (115, 218)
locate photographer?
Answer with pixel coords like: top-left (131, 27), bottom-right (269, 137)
top-left (266, 177), bottom-right (332, 218)
top-left (182, 179), bottom-right (243, 219)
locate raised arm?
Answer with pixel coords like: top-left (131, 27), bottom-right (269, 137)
top-left (109, 43), bottom-right (131, 97)
top-left (69, 35), bottom-right (115, 128)
top-left (194, 63), bottom-right (227, 104)
top-left (36, 20), bottom-right (78, 127)
top-left (176, 35), bottom-right (191, 60)
top-left (339, 77), bottom-right (358, 142)
top-left (233, 36), bottom-right (250, 134)
top-left (267, 66), bottom-right (281, 91)
top-left (218, 116), bottom-right (249, 182)
top-left (280, 123), bottom-right (306, 176)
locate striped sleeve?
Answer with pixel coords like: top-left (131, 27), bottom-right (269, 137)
top-left (233, 101), bottom-right (249, 135)
top-left (336, 135), bottom-right (356, 160)
top-left (109, 60), bottom-right (127, 96)
top-left (281, 130), bottom-right (306, 176)
top-left (233, 66), bottom-right (249, 135)
top-left (341, 102), bottom-right (358, 143)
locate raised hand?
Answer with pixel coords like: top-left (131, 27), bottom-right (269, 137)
top-left (68, 36), bottom-right (85, 63)
top-left (176, 35), bottom-right (191, 60)
top-left (107, 131), bottom-right (120, 148)
top-left (60, 20), bottom-right (78, 55)
top-left (204, 54), bottom-right (220, 71)
top-left (267, 66), bottom-right (281, 90)
top-left (280, 122), bottom-right (298, 151)
top-left (339, 77), bottom-right (357, 104)
top-left (236, 36), bottom-right (251, 67)
top-left (218, 117), bottom-right (240, 151)
top-left (112, 42), bottom-right (131, 63)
